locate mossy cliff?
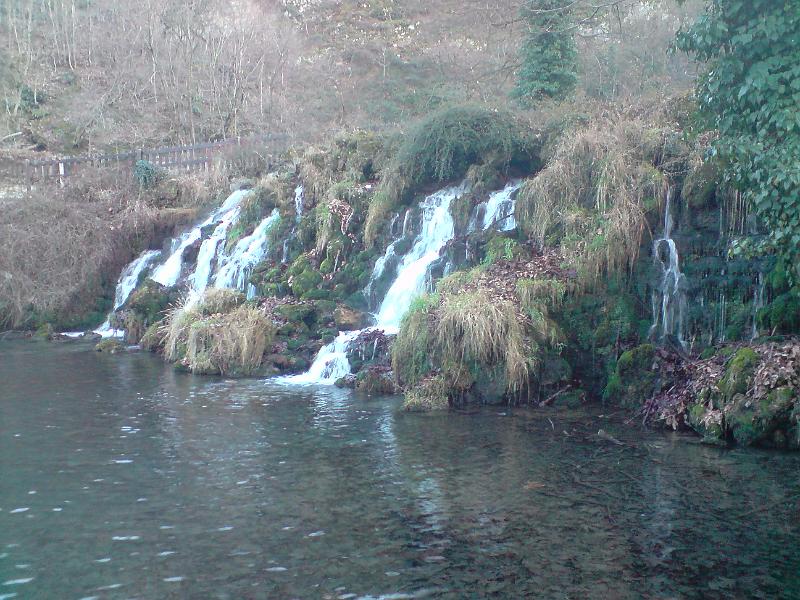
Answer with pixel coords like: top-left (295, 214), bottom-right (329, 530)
top-left (60, 101), bottom-right (799, 448)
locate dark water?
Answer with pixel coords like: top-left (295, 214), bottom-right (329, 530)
top-left (1, 340), bottom-right (799, 599)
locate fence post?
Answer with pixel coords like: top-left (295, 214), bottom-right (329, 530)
top-left (25, 159), bottom-right (31, 192)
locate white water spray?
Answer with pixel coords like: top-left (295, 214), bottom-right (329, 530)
top-left (650, 187), bottom-right (688, 345)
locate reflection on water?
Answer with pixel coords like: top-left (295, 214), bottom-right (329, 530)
top-left (1, 339), bottom-right (800, 599)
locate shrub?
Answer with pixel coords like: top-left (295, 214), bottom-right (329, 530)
top-left (134, 160), bottom-right (163, 188)
top-left (392, 294), bottom-right (439, 386)
top-left (365, 105), bottom-right (539, 247)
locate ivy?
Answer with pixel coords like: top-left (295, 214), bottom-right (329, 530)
top-left (676, 1), bottom-right (800, 279)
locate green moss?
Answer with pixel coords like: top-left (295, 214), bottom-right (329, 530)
top-left (686, 403), bottom-right (725, 444)
top-left (482, 235), bottom-right (522, 266)
top-left (95, 338), bottom-right (125, 354)
top-left (718, 347), bottom-right (759, 400)
top-left (402, 376), bottom-right (450, 412)
top-left (275, 304), bottom-right (317, 326)
top-left (602, 344), bottom-right (656, 408)
top-left (391, 294), bottom-right (439, 387)
top-left (290, 268), bottom-right (323, 298)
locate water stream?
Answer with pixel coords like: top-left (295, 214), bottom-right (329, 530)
top-left (2, 339), bottom-right (798, 599)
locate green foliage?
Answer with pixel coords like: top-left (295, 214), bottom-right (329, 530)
top-left (392, 294), bottom-right (439, 387)
top-left (676, 1), bottom-right (800, 280)
top-left (482, 236), bottom-right (521, 266)
top-left (133, 160), bottom-right (162, 189)
top-left (394, 105), bottom-right (534, 188)
top-left (511, 0), bottom-right (578, 106)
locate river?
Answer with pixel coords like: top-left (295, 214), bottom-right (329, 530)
top-left (1, 339), bottom-right (799, 599)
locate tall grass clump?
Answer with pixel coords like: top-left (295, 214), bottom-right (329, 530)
top-left (436, 291), bottom-right (531, 393)
top-left (365, 105), bottom-right (539, 247)
top-left (516, 115), bottom-right (668, 286)
top-left (160, 289), bottom-right (272, 376)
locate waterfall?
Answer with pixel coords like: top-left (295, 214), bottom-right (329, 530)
top-left (650, 187), bottom-right (688, 346)
top-left (751, 272), bottom-right (766, 341)
top-left (467, 180), bottom-right (523, 234)
top-left (374, 183), bottom-right (465, 331)
top-left (214, 209), bottom-right (280, 297)
top-left (150, 189), bottom-right (251, 288)
top-left (91, 250), bottom-right (162, 338)
top-left (294, 184), bottom-right (304, 222)
top-left (278, 182), bottom-right (467, 385)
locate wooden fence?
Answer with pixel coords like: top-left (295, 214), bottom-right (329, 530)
top-left (0, 133), bottom-right (289, 190)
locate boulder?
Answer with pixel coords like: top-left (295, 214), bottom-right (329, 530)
top-left (334, 306), bottom-right (366, 331)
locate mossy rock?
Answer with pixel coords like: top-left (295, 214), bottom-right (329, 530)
top-left (333, 306), bottom-right (365, 331)
top-left (682, 159), bottom-right (720, 210)
top-left (718, 347), bottom-right (759, 401)
top-left (727, 387), bottom-right (796, 447)
top-left (124, 280), bottom-right (174, 323)
top-left (275, 304), bottom-right (317, 326)
top-left (403, 377), bottom-right (450, 412)
top-left (34, 323), bottom-right (56, 340)
top-left (355, 369), bottom-right (397, 396)
top-left (95, 338), bottom-right (125, 354)
top-left (140, 322), bottom-right (163, 353)
top-left (290, 268), bottom-right (323, 298)
top-left (686, 403), bottom-right (725, 445)
top-left (603, 344), bottom-right (656, 408)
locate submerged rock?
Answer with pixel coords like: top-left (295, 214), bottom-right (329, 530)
top-left (95, 339), bottom-right (125, 354)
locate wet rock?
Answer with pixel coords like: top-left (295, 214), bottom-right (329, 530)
top-left (334, 306), bottom-right (365, 331)
top-left (95, 338), bottom-right (125, 354)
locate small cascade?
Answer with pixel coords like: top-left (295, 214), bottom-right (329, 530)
top-left (215, 208), bottom-right (280, 297)
top-left (480, 180), bottom-right (523, 232)
top-left (294, 184), bottom-right (304, 222)
top-left (467, 180), bottom-right (523, 234)
top-left (281, 182), bottom-right (468, 385)
top-left (375, 183), bottom-right (465, 331)
top-left (92, 250), bottom-right (162, 337)
top-left (276, 330), bottom-right (363, 385)
top-left (150, 189), bottom-right (251, 287)
top-left (751, 272), bottom-right (766, 340)
top-left (650, 187), bottom-right (688, 346)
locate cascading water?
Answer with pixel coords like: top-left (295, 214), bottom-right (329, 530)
top-left (76, 249), bottom-right (162, 338)
top-left (650, 187), bottom-right (688, 346)
top-left (751, 272), bottom-right (766, 341)
top-left (374, 183), bottom-right (465, 331)
top-left (215, 209), bottom-right (280, 298)
top-left (150, 189), bottom-right (251, 288)
top-left (278, 182), bottom-right (468, 385)
top-left (73, 189), bottom-right (283, 338)
top-left (475, 180), bottom-right (523, 233)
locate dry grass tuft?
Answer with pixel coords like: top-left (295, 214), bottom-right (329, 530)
top-left (0, 167), bottom-right (220, 330)
top-left (161, 290), bottom-right (273, 376)
top-left (437, 291), bottom-right (531, 393)
top-left (516, 115), bottom-right (668, 287)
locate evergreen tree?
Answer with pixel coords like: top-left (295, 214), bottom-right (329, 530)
top-left (511, 0), bottom-right (578, 106)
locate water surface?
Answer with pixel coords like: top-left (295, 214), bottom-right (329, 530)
top-left (1, 339), bottom-right (799, 599)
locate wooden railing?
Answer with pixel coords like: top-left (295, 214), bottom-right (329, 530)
top-left (0, 133), bottom-right (289, 190)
